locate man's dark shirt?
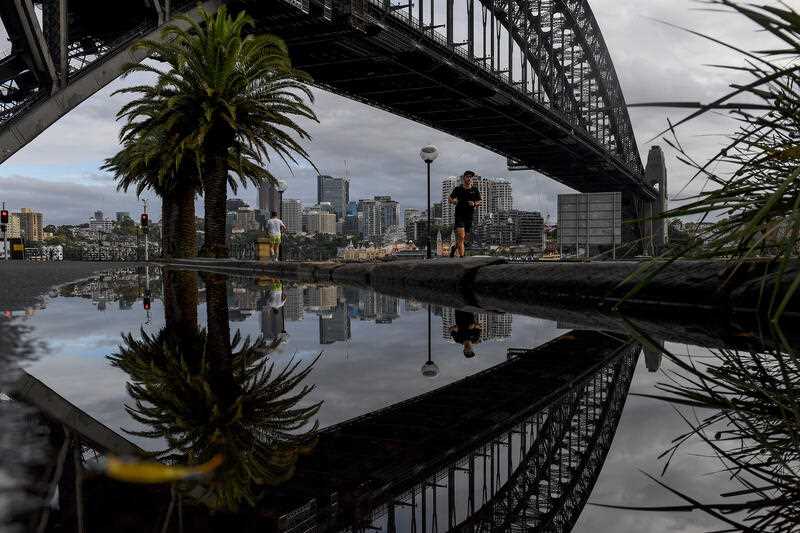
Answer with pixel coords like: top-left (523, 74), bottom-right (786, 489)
top-left (450, 185), bottom-right (481, 220)
top-left (451, 310), bottom-right (481, 344)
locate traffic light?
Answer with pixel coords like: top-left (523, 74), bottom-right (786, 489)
top-left (0, 210), bottom-right (8, 224)
top-left (143, 289), bottom-right (152, 311)
top-left (140, 213), bottom-right (149, 228)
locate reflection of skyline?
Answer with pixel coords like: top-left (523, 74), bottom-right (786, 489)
top-left (225, 280), bottom-right (515, 347)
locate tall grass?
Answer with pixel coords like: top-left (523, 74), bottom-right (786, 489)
top-left (623, 1), bottom-right (800, 323)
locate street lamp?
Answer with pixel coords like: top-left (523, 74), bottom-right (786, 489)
top-left (420, 145), bottom-right (439, 259)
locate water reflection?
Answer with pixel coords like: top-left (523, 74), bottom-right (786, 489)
top-left (109, 270), bottom-right (320, 510)
top-left (631, 333), bottom-right (800, 531)
top-left (8, 266), bottom-right (796, 531)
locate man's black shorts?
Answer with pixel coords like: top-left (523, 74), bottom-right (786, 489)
top-left (454, 215), bottom-right (473, 234)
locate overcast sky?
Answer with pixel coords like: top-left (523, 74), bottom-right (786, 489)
top-left (0, 0), bottom-right (778, 225)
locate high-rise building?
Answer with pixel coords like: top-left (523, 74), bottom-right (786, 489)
top-left (491, 179), bottom-right (513, 213)
top-left (440, 177), bottom-right (459, 226)
top-left (377, 196), bottom-right (400, 229)
top-left (16, 208), bottom-right (45, 242)
top-left (94, 210), bottom-right (104, 221)
top-left (281, 199), bottom-right (303, 234)
top-left (557, 192), bottom-right (622, 257)
top-left (115, 211), bottom-right (131, 223)
top-left (317, 175), bottom-right (350, 220)
top-left (304, 211), bottom-right (336, 235)
top-left (258, 182), bottom-right (282, 213)
top-left (88, 211), bottom-right (112, 235)
top-left (357, 199), bottom-right (383, 238)
top-left (319, 302), bottom-right (351, 344)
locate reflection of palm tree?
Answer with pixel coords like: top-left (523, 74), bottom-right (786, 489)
top-left (109, 270), bottom-right (320, 509)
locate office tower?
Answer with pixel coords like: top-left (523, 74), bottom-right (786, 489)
top-left (317, 175), bottom-right (350, 220)
top-left (319, 302), bottom-right (351, 344)
top-left (94, 210), bottom-right (104, 221)
top-left (4, 213), bottom-right (21, 238)
top-left (281, 199), bottom-right (303, 233)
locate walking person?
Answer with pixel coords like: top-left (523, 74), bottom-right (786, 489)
top-left (449, 171), bottom-right (481, 258)
top-left (266, 211), bottom-right (286, 261)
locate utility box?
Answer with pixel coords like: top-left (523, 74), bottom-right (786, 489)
top-left (557, 192), bottom-right (622, 259)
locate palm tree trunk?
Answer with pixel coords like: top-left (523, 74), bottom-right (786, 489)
top-left (200, 150), bottom-right (229, 258)
top-left (174, 185), bottom-right (197, 258)
top-left (160, 194), bottom-right (176, 258)
top-left (201, 272), bottom-right (235, 401)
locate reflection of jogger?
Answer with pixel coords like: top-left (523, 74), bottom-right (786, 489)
top-left (450, 310), bottom-right (481, 358)
top-left (268, 280), bottom-right (286, 310)
top-left (448, 171), bottom-right (481, 258)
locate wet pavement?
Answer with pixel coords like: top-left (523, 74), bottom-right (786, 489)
top-left (0, 265), bottom-right (794, 532)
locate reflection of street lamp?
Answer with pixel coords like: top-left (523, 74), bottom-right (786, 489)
top-left (420, 145), bottom-right (439, 259)
top-left (421, 304), bottom-right (438, 377)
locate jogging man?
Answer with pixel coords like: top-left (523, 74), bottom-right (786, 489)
top-left (266, 211), bottom-right (286, 261)
top-left (449, 171), bottom-right (482, 258)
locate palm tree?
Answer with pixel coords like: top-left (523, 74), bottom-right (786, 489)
top-left (109, 270), bottom-right (321, 509)
top-left (114, 6), bottom-right (317, 258)
top-left (103, 132), bottom-right (199, 258)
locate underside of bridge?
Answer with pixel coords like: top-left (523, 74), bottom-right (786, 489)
top-left (0, 0), bottom-right (659, 248)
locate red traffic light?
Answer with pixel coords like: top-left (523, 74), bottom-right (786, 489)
top-left (140, 213), bottom-right (149, 228)
top-left (0, 210), bottom-right (8, 224)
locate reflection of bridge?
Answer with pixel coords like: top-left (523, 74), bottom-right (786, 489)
top-left (1, 0), bottom-right (659, 239)
top-left (271, 330), bottom-right (639, 531)
top-left (12, 329), bottom-right (638, 531)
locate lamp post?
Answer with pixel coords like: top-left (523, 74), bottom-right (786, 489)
top-left (420, 145), bottom-right (439, 259)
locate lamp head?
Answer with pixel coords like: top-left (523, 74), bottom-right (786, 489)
top-left (421, 361), bottom-right (439, 378)
top-left (420, 145), bottom-right (439, 163)
top-left (276, 179), bottom-right (288, 193)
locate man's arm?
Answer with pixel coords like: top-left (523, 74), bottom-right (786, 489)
top-left (448, 189), bottom-right (459, 205)
top-left (470, 190), bottom-right (482, 208)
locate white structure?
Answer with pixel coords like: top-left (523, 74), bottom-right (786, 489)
top-left (491, 179), bottom-right (513, 213)
top-left (440, 176), bottom-right (460, 225)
